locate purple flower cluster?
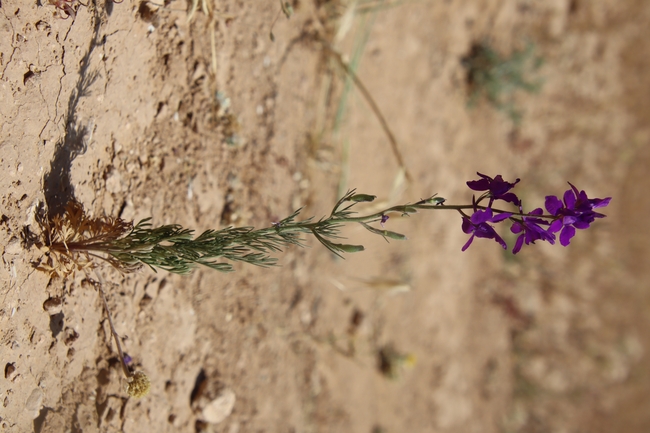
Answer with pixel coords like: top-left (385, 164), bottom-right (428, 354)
top-left (461, 208), bottom-right (511, 251)
top-left (545, 183), bottom-right (611, 247)
top-left (460, 173), bottom-right (611, 254)
top-left (467, 173), bottom-right (521, 206)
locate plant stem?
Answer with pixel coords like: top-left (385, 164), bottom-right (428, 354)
top-left (93, 270), bottom-right (132, 379)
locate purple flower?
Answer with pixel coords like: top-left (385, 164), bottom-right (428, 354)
top-left (510, 208), bottom-right (556, 254)
top-left (545, 183), bottom-right (611, 246)
top-left (467, 172), bottom-right (521, 206)
top-left (380, 214), bottom-right (389, 227)
top-left (461, 208), bottom-right (512, 251)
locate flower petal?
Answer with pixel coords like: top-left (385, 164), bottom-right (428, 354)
top-left (562, 215), bottom-right (577, 225)
top-left (512, 234), bottom-right (524, 254)
top-left (466, 179), bottom-right (491, 191)
top-left (563, 188), bottom-right (576, 209)
top-left (494, 232), bottom-right (508, 249)
top-left (511, 222), bottom-right (524, 234)
top-left (559, 225), bottom-right (576, 246)
top-left (545, 196), bottom-right (563, 215)
top-left (461, 217), bottom-right (473, 234)
top-left (591, 197), bottom-right (611, 209)
top-left (499, 192), bottom-right (521, 205)
top-left (471, 209), bottom-right (493, 224)
top-left (474, 223), bottom-right (497, 239)
top-left (491, 212), bottom-right (512, 223)
top-left (461, 235), bottom-right (475, 251)
top-left (573, 220), bottom-right (591, 230)
top-left (549, 219), bottom-right (563, 233)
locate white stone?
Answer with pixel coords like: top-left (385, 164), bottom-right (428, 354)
top-left (25, 388), bottom-right (43, 419)
top-left (202, 389), bottom-right (236, 424)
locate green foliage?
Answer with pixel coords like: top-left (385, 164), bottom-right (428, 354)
top-left (462, 41), bottom-right (544, 125)
top-left (39, 191), bottom-right (443, 277)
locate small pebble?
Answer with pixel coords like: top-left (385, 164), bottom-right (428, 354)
top-left (202, 389), bottom-right (236, 424)
top-left (43, 297), bottom-right (63, 315)
top-left (25, 388), bottom-right (43, 419)
top-left (4, 363), bottom-right (16, 380)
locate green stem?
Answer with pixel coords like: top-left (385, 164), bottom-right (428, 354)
top-left (321, 203), bottom-right (556, 224)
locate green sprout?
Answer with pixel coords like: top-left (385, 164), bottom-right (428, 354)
top-left (462, 41), bottom-right (543, 125)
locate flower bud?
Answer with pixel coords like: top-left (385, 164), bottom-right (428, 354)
top-left (383, 230), bottom-right (408, 240)
top-left (426, 197), bottom-right (446, 205)
top-left (361, 223), bottom-right (407, 240)
top-left (349, 194), bottom-right (377, 203)
top-left (333, 243), bottom-right (365, 253)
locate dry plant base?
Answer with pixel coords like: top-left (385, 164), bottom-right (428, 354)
top-left (36, 200), bottom-right (136, 278)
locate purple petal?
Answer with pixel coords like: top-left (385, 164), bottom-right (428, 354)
top-left (573, 220), bottom-right (591, 230)
top-left (474, 224), bottom-right (498, 239)
top-left (494, 232), bottom-right (508, 249)
top-left (512, 234), bottom-right (524, 254)
top-left (461, 217), bottom-right (473, 234)
top-left (562, 215), bottom-right (577, 225)
top-left (511, 222), bottom-right (524, 234)
top-left (536, 226), bottom-right (556, 244)
top-left (545, 196), bottom-right (563, 215)
top-left (549, 219), bottom-right (563, 233)
top-left (471, 209), bottom-right (493, 224)
top-left (577, 190), bottom-right (590, 203)
top-left (591, 197), bottom-right (611, 209)
top-left (467, 179), bottom-right (491, 191)
top-left (563, 188), bottom-right (576, 209)
top-left (491, 212), bottom-right (512, 223)
top-left (559, 225), bottom-right (576, 246)
top-left (461, 235), bottom-right (475, 251)
top-left (500, 192), bottom-right (521, 205)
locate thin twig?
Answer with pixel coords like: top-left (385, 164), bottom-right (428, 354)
top-left (320, 41), bottom-right (412, 183)
top-left (93, 270), bottom-right (131, 379)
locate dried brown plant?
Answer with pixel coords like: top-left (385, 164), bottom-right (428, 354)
top-left (36, 200), bottom-right (135, 278)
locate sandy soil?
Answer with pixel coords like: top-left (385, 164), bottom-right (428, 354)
top-left (1, 0), bottom-right (649, 432)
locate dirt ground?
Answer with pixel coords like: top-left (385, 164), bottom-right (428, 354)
top-left (1, 0), bottom-right (650, 432)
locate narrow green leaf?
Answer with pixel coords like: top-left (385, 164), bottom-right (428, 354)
top-left (201, 262), bottom-right (234, 272)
